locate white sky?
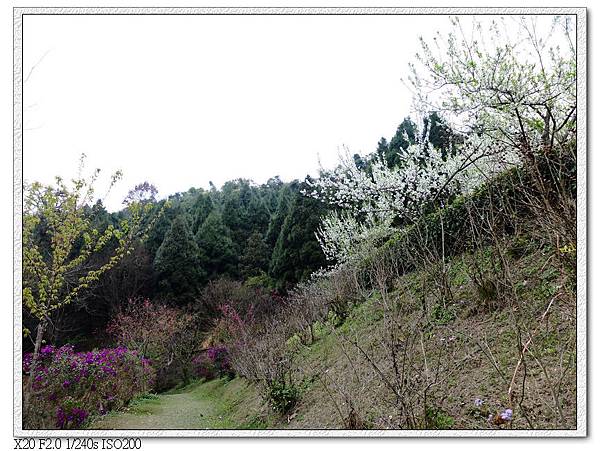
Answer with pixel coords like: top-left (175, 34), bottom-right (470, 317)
top-left (23, 14), bottom-right (458, 210)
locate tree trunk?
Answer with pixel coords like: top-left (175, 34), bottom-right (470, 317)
top-left (24, 318), bottom-right (47, 406)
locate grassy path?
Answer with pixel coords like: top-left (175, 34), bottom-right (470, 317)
top-left (90, 387), bottom-right (214, 430)
top-left (89, 378), bottom-right (267, 430)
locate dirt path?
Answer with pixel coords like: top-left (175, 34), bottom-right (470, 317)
top-left (90, 388), bottom-right (215, 430)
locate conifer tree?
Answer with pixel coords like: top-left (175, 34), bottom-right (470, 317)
top-left (269, 181), bottom-right (328, 289)
top-left (191, 192), bottom-right (214, 235)
top-left (387, 117), bottom-right (418, 167)
top-left (239, 231), bottom-right (271, 279)
top-left (195, 211), bottom-right (237, 280)
top-left (265, 183), bottom-right (294, 248)
top-left (154, 215), bottom-right (206, 304)
top-left (222, 180), bottom-right (270, 252)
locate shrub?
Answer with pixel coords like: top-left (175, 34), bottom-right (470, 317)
top-left (265, 379), bottom-right (300, 415)
top-left (431, 302), bottom-right (455, 325)
top-left (23, 345), bottom-right (155, 429)
top-left (107, 299), bottom-right (201, 390)
top-left (201, 278), bottom-right (281, 325)
top-left (474, 278), bottom-right (498, 307)
top-left (219, 302), bottom-right (301, 413)
top-left (244, 272), bottom-right (275, 290)
top-left (193, 346), bottom-right (234, 380)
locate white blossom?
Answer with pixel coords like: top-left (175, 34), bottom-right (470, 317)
top-left (304, 16), bottom-right (574, 266)
top-left (305, 135), bottom-right (519, 264)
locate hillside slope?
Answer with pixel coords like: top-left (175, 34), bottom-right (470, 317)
top-left (92, 233), bottom-right (576, 431)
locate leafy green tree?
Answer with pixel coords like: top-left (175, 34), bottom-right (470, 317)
top-left (23, 157), bottom-right (159, 398)
top-left (154, 215), bottom-right (206, 304)
top-left (195, 211), bottom-right (237, 280)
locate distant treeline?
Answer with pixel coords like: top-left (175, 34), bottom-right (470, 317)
top-left (22, 112), bottom-right (458, 349)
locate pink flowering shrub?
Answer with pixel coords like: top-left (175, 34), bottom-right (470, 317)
top-left (23, 345), bottom-right (155, 429)
top-left (107, 299), bottom-right (201, 390)
top-left (193, 346), bottom-right (233, 380)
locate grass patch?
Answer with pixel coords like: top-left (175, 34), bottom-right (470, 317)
top-left (185, 377), bottom-right (273, 429)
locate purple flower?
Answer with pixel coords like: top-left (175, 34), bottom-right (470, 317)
top-left (25, 344), bottom-right (155, 428)
top-left (500, 408), bottom-right (513, 421)
top-left (40, 345), bottom-right (56, 357)
top-left (474, 398), bottom-right (484, 407)
top-left (101, 365), bottom-right (117, 376)
top-left (56, 407), bottom-right (66, 429)
top-left (22, 353), bottom-right (33, 373)
top-left (72, 407), bottom-right (88, 425)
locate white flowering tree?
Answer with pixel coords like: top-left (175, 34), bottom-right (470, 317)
top-left (406, 16), bottom-right (576, 159)
top-left (305, 138), bottom-right (517, 263)
top-left (305, 16), bottom-right (575, 265)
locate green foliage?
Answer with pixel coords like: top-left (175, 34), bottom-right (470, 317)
top-left (222, 179), bottom-right (270, 253)
top-left (507, 234), bottom-right (536, 260)
top-left (144, 200), bottom-right (181, 260)
top-left (265, 379), bottom-right (300, 415)
top-left (421, 111), bottom-right (462, 160)
top-left (328, 297), bottom-right (353, 327)
top-left (244, 271), bottom-right (275, 290)
top-left (239, 232), bottom-right (271, 279)
top-left (425, 406), bottom-right (454, 429)
top-left (258, 176), bottom-right (285, 215)
top-left (154, 215), bottom-right (206, 304)
top-left (375, 137), bottom-right (389, 162)
top-left (431, 302), bottom-right (455, 325)
top-left (265, 184), bottom-right (293, 248)
top-left (387, 117), bottom-right (418, 167)
top-left (23, 157), bottom-right (160, 357)
top-left (195, 211), bottom-right (237, 280)
top-left (385, 112), bottom-right (460, 166)
top-left (24, 175), bottom-right (116, 321)
top-left (269, 182), bottom-right (328, 289)
top-left (474, 278), bottom-right (498, 306)
top-left (191, 192), bottom-right (214, 235)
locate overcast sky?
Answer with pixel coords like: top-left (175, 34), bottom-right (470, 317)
top-left (23, 14), bottom-right (461, 210)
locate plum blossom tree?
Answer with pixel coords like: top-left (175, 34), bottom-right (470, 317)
top-left (406, 16), bottom-right (576, 160)
top-left (305, 138), bottom-right (517, 264)
top-left (305, 15), bottom-right (575, 265)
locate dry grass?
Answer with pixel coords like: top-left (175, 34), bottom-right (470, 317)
top-left (280, 238), bottom-right (576, 430)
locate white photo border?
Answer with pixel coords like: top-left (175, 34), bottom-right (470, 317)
top-left (13, 6), bottom-right (587, 438)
